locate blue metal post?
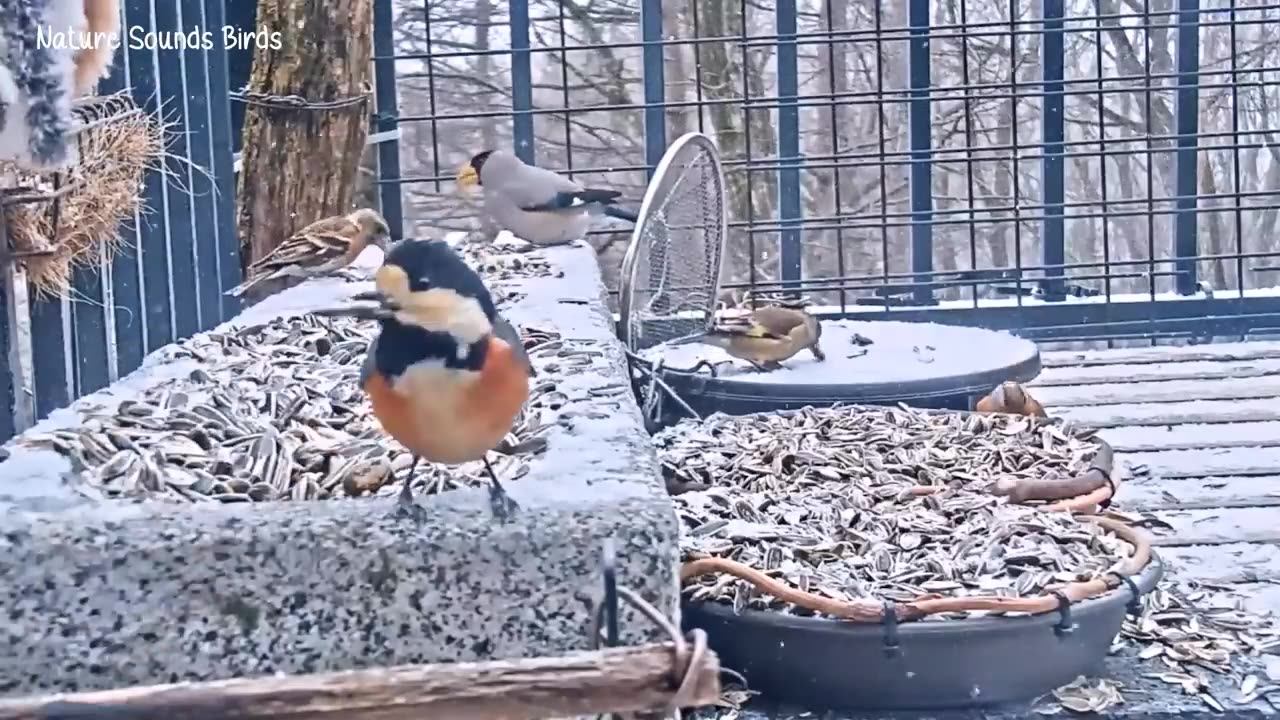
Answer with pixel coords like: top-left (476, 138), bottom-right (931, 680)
top-left (1172, 0), bottom-right (1201, 296)
top-left (204, 0), bottom-right (241, 322)
top-left (509, 0), bottom-right (535, 163)
top-left (28, 292), bottom-right (69, 419)
top-left (126, 0), bottom-right (173, 352)
top-left (372, 0), bottom-right (405, 239)
top-left (154, 0), bottom-right (198, 341)
top-left (103, 11), bottom-right (145, 374)
top-left (907, 0), bottom-right (934, 305)
top-left (182, 0), bottom-right (220, 329)
top-left (776, 0), bottom-right (802, 287)
top-left (1041, 0), bottom-right (1066, 301)
top-left (640, 0), bottom-right (667, 177)
top-left (0, 288), bottom-right (14, 441)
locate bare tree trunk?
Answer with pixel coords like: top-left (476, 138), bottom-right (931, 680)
top-left (236, 0), bottom-right (374, 267)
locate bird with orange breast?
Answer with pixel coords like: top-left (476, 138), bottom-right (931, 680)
top-left (974, 381), bottom-right (1048, 418)
top-left (312, 238), bottom-right (534, 521)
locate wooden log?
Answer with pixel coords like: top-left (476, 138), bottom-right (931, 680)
top-left (0, 642), bottom-right (721, 720)
top-left (235, 0), bottom-right (373, 269)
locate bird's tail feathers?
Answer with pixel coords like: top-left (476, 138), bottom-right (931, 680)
top-left (603, 205), bottom-right (639, 223)
top-left (574, 188), bottom-right (623, 205)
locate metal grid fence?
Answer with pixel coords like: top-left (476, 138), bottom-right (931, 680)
top-left (0, 0), bottom-right (241, 442)
top-left (371, 0), bottom-right (1280, 348)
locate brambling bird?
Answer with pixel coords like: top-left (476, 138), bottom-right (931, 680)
top-left (312, 238), bottom-right (534, 522)
top-left (456, 149), bottom-right (638, 247)
top-left (227, 208), bottom-right (392, 299)
top-left (677, 305), bottom-right (825, 372)
top-left (975, 381), bottom-right (1047, 418)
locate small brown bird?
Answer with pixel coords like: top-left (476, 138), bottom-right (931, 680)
top-left (975, 381), bottom-right (1047, 418)
top-left (678, 305), bottom-right (825, 372)
top-left (227, 208), bottom-right (392, 299)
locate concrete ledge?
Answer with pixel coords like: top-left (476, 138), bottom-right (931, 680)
top-left (0, 242), bottom-right (679, 696)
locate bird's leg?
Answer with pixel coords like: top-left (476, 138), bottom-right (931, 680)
top-left (762, 361), bottom-right (785, 371)
top-left (746, 360), bottom-right (772, 372)
top-left (392, 455), bottom-right (429, 522)
top-left (483, 456), bottom-right (519, 522)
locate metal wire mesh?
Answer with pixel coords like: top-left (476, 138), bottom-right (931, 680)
top-left (370, 0), bottom-right (1280, 347)
top-left (619, 133), bottom-right (728, 352)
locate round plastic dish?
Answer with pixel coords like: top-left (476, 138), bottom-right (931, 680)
top-left (680, 553), bottom-right (1163, 711)
top-left (643, 320), bottom-right (1042, 419)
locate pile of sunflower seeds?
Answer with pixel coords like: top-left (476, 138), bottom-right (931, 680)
top-left (18, 315), bottom-right (566, 504)
top-left (660, 405), bottom-right (1130, 618)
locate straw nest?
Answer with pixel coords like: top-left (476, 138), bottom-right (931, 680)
top-left (0, 92), bottom-right (170, 298)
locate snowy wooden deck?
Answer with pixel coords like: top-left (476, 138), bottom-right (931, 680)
top-left (1031, 342), bottom-right (1280, 616)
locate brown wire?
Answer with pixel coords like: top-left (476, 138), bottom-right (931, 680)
top-left (589, 583), bottom-right (711, 709)
top-left (680, 516), bottom-right (1151, 623)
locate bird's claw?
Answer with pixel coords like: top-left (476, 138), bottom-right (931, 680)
top-left (392, 495), bottom-right (430, 523)
top-left (488, 484), bottom-right (519, 523)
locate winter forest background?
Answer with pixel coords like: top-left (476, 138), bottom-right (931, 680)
top-left (382, 0), bottom-right (1280, 305)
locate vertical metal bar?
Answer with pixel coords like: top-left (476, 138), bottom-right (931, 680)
top-left (154, 0), bottom-right (199, 340)
top-left (69, 272), bottom-right (110, 395)
top-left (423, 4), bottom-right (443, 193)
top-left (1227, 0), bottom-right (1243, 300)
top-left (203, 0), bottom-right (241, 322)
top-left (1040, 0), bottom-right (1066, 301)
top-left (0, 219), bottom-right (18, 438)
top-left (509, 0), bottom-right (535, 164)
top-left (0, 249), bottom-right (15, 440)
top-left (183, 0), bottom-right (221, 329)
top-left (824, 0), bottom-right (846, 312)
top-left (127, 0), bottom-right (174, 351)
top-left (222, 0), bottom-right (257, 155)
top-left (1172, 0), bottom-right (1201, 296)
top-left (775, 0), bottom-right (802, 288)
top-left (873, 0), bottom-right (890, 309)
top-left (2, 219), bottom-right (34, 432)
top-left (373, 0), bottom-right (406, 239)
top-left (907, 0), bottom-right (934, 305)
top-left (67, 129), bottom-right (110, 394)
top-left (1006, 0), bottom-right (1025, 312)
top-left (959, 0), bottom-right (979, 307)
top-left (110, 1), bottom-right (146, 373)
top-left (99, 245), bottom-right (118, 382)
top-left (27, 285), bottom-right (68, 419)
top-left (640, 0), bottom-right (666, 177)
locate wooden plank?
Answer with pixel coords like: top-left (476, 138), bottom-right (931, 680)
top-left (1041, 340), bottom-right (1280, 368)
top-left (1035, 376), bottom-right (1280, 407)
top-left (1142, 507), bottom-right (1280, 547)
top-left (1117, 475), bottom-right (1280, 511)
top-left (1032, 357), bottom-right (1280, 387)
top-left (1059, 398), bottom-right (1280, 428)
top-left (1101, 422), bottom-right (1280, 452)
top-left (1158, 543), bottom-right (1280, 584)
top-left (1118, 447), bottom-right (1280, 479)
top-left (0, 641), bottom-right (722, 720)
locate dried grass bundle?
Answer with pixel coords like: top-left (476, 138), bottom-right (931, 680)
top-left (0, 91), bottom-right (172, 298)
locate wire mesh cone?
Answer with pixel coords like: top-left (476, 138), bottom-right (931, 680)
top-left (619, 133), bottom-right (728, 352)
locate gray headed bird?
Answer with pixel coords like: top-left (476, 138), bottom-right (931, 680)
top-left (456, 150), bottom-right (638, 247)
top-left (677, 305), bottom-right (826, 372)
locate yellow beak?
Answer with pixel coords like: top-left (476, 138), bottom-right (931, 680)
top-left (456, 163), bottom-right (479, 192)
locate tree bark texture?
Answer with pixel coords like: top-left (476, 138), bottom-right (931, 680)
top-left (235, 0), bottom-right (374, 268)
top-left (0, 641), bottom-right (722, 720)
